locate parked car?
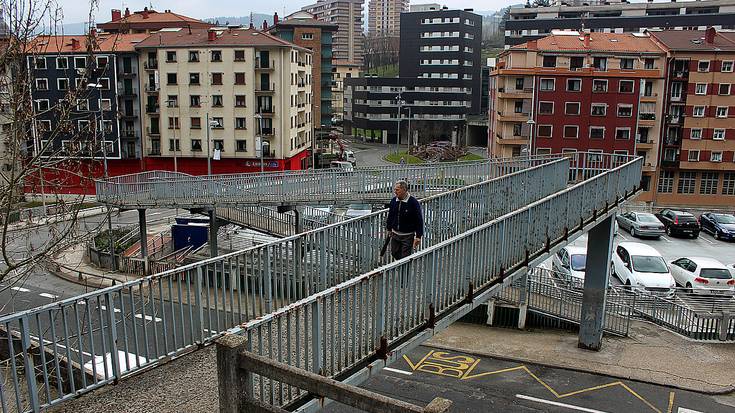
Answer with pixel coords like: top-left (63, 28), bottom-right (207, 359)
top-left (669, 257), bottom-right (735, 296)
top-left (655, 209), bottom-right (700, 238)
top-left (551, 246), bottom-right (587, 281)
top-left (611, 242), bottom-right (675, 296)
top-left (699, 212), bottom-right (735, 241)
top-left (616, 212), bottom-right (665, 238)
top-left (330, 160), bottom-right (354, 172)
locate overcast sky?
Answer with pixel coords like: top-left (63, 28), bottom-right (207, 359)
top-left (56, 0), bottom-right (520, 24)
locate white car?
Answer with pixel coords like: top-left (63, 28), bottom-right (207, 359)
top-left (551, 246), bottom-right (587, 281)
top-left (611, 242), bottom-right (675, 295)
top-left (670, 257), bottom-right (735, 296)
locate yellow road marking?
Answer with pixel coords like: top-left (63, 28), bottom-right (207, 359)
top-left (403, 350), bottom-right (434, 371)
top-left (619, 383), bottom-right (662, 413)
top-left (667, 391), bottom-right (676, 413)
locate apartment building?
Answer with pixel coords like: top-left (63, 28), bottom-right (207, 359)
top-left (368, 0), bottom-right (409, 37)
top-left (649, 28), bottom-right (735, 207)
top-left (410, 4), bottom-right (443, 12)
top-left (97, 7), bottom-right (212, 34)
top-left (506, 0), bottom-right (735, 46)
top-left (136, 27), bottom-right (313, 174)
top-left (302, 0), bottom-right (364, 65)
top-left (331, 60), bottom-right (361, 124)
top-left (489, 31), bottom-right (667, 202)
top-left (269, 11), bottom-right (338, 129)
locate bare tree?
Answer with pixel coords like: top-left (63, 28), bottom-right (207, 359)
top-left (0, 0), bottom-right (108, 294)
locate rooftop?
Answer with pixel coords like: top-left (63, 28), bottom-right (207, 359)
top-left (97, 7), bottom-right (212, 31)
top-left (269, 11), bottom-right (339, 31)
top-left (509, 31), bottom-right (664, 54)
top-left (29, 33), bottom-right (152, 54)
top-left (649, 29), bottom-right (735, 52)
top-left (134, 27), bottom-right (305, 50)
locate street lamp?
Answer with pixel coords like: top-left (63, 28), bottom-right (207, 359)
top-left (311, 104), bottom-right (319, 170)
top-left (526, 119), bottom-right (536, 156)
top-left (165, 98), bottom-right (179, 173)
top-left (206, 115), bottom-right (220, 176)
top-left (395, 91), bottom-right (404, 154)
top-left (404, 106), bottom-right (412, 154)
top-left (254, 112), bottom-right (264, 173)
top-left (88, 82), bottom-right (116, 271)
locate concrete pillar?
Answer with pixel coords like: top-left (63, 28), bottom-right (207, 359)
top-left (209, 208), bottom-right (218, 257)
top-left (517, 303), bottom-right (528, 329)
top-left (485, 299), bottom-right (496, 326)
top-left (578, 215), bottom-right (615, 351)
top-left (138, 209), bottom-right (149, 275)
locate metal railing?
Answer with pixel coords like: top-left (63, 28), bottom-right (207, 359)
top-left (218, 205), bottom-right (345, 238)
top-left (0, 156), bottom-right (572, 413)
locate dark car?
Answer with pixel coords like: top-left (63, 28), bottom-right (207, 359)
top-left (700, 213), bottom-right (735, 241)
top-left (655, 209), bottom-right (700, 238)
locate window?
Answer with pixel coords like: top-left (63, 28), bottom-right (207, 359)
top-left (512, 123), bottom-right (523, 136)
top-left (722, 61), bottom-right (734, 73)
top-left (716, 106), bottom-right (728, 118)
top-left (565, 102), bottom-right (580, 115)
top-left (658, 171), bottom-right (673, 193)
top-left (711, 152), bottom-right (723, 163)
top-left (167, 73), bottom-right (177, 85)
top-left (515, 78), bottom-right (525, 90)
top-left (514, 100), bottom-right (523, 113)
top-left (542, 55), bottom-right (556, 68)
top-left (690, 128), bottom-right (702, 140)
top-left (211, 73), bottom-right (223, 85)
top-left (235, 95), bottom-right (246, 107)
top-left (539, 78), bottom-right (554, 91)
top-left (698, 60), bottom-right (710, 72)
top-left (74, 99), bottom-right (86, 111)
top-left (590, 127), bottom-right (605, 139)
top-left (537, 125), bottom-right (552, 138)
top-left (593, 57), bottom-right (607, 71)
top-left (539, 102), bottom-right (553, 115)
top-left (189, 51), bottom-right (200, 62)
top-left (615, 128), bottom-right (630, 140)
top-left (190, 73), bottom-right (200, 85)
top-left (695, 83), bottom-right (707, 95)
top-left (56, 57), bottom-right (68, 69)
top-left (166, 51), bottom-right (177, 62)
top-left (98, 78), bottom-right (110, 90)
top-left (190, 95), bottom-right (200, 107)
top-left (301, 33), bottom-right (314, 40)
top-left (617, 104), bottom-right (632, 117)
top-left (723, 172), bottom-right (735, 195)
top-left (719, 84), bottom-right (731, 95)
top-left (31, 57), bottom-right (46, 69)
top-left (678, 172), bottom-right (696, 194)
top-left (701, 172), bottom-right (719, 195)
top-left (592, 79), bottom-right (607, 92)
top-left (234, 50), bottom-right (245, 61)
top-left (77, 119), bottom-right (90, 131)
top-left (57, 78), bottom-right (69, 90)
top-left (235, 117), bottom-right (247, 129)
top-left (713, 129), bottom-right (726, 140)
top-left (234, 72), bottom-right (246, 85)
top-left (536, 148), bottom-right (552, 155)
top-left (212, 95), bottom-right (223, 107)
top-left (619, 80), bottom-right (634, 93)
top-left (563, 125), bottom-right (578, 139)
top-left (213, 140), bottom-right (224, 151)
top-left (566, 79), bottom-right (581, 92)
top-left (99, 99), bottom-right (111, 111)
top-left (74, 57), bottom-right (86, 68)
top-left (168, 139), bottom-right (180, 151)
top-left (211, 117), bottom-right (224, 128)
top-left (620, 58), bottom-right (634, 70)
top-left (35, 78), bottom-right (48, 90)
top-left (96, 56), bottom-right (108, 68)
top-left (36, 120), bottom-right (51, 132)
top-left (191, 139), bottom-right (202, 151)
top-left (693, 106), bottom-right (705, 117)
top-left (168, 117), bottom-right (180, 129)
top-left (591, 104), bottom-right (606, 116)
top-left (688, 149), bottom-right (700, 162)
top-left (211, 50), bottom-right (222, 62)
top-left (191, 117), bottom-right (201, 129)
top-left (644, 58), bottom-right (655, 70)
top-left (236, 140), bottom-right (247, 152)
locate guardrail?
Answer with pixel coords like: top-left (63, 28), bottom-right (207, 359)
top-left (217, 205), bottom-right (343, 238)
top-left (0, 156), bottom-right (571, 413)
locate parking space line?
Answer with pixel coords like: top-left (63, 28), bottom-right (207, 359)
top-left (698, 236), bottom-right (714, 245)
top-left (668, 392), bottom-right (675, 413)
top-left (11, 287), bottom-right (30, 293)
top-left (617, 233), bottom-right (628, 241)
top-left (660, 236), bottom-right (673, 243)
top-left (384, 367), bottom-right (413, 376)
top-left (39, 293), bottom-right (58, 299)
top-left (516, 394), bottom-right (608, 413)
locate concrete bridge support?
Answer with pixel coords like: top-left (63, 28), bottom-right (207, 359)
top-left (209, 208), bottom-right (218, 257)
top-left (578, 215), bottom-right (615, 351)
top-left (138, 208), bottom-right (149, 275)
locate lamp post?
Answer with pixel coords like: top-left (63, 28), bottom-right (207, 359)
top-left (207, 116), bottom-right (220, 176)
top-left (311, 104), bottom-right (319, 170)
top-left (395, 91), bottom-right (403, 154)
top-left (526, 119), bottom-right (536, 157)
top-left (254, 112), bottom-right (264, 173)
top-left (404, 106), bottom-right (412, 154)
top-left (165, 99), bottom-right (179, 172)
top-left (88, 82), bottom-right (116, 271)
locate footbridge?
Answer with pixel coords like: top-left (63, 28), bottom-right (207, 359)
top-left (0, 153), bottom-right (642, 413)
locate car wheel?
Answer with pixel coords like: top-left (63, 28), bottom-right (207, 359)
top-left (714, 231), bottom-right (720, 240)
top-left (610, 262), bottom-right (616, 277)
top-left (692, 232), bottom-right (699, 239)
top-left (631, 227), bottom-right (637, 237)
top-left (666, 226), bottom-right (672, 236)
top-left (625, 279), bottom-right (632, 290)
top-left (685, 282), bottom-right (693, 294)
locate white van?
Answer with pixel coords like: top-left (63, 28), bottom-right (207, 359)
top-left (330, 161), bottom-right (354, 172)
top-left (343, 150), bottom-right (356, 165)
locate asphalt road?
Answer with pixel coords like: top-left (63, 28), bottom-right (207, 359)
top-left (324, 346), bottom-right (735, 413)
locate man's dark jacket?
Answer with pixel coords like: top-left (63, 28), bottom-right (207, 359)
top-left (386, 196), bottom-right (424, 238)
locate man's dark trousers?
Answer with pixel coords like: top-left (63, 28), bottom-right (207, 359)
top-left (390, 233), bottom-right (414, 260)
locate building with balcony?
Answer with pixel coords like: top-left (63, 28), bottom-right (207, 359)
top-left (135, 27), bottom-right (313, 173)
top-left (269, 11), bottom-right (338, 129)
top-left (505, 0), bottom-right (735, 47)
top-left (302, 0), bottom-right (364, 66)
top-left (489, 31), bottom-right (666, 202)
top-left (368, 0), bottom-right (409, 37)
top-left (331, 60), bottom-right (361, 124)
top-left (649, 28), bottom-right (735, 207)
top-left (97, 7), bottom-right (213, 34)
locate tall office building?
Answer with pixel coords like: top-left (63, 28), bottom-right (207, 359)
top-left (302, 0), bottom-right (364, 65)
top-left (368, 0), bottom-right (409, 37)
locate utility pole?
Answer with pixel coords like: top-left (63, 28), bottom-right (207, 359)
top-left (255, 111), bottom-right (264, 173)
top-left (206, 112), bottom-right (212, 175)
top-left (395, 90), bottom-right (403, 154)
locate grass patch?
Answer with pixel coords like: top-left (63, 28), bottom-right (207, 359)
top-left (385, 151), bottom-right (425, 164)
top-left (459, 153), bottom-right (485, 161)
top-left (365, 63), bottom-right (398, 78)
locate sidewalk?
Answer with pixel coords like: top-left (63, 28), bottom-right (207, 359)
top-left (49, 321), bottom-right (734, 413)
top-left (7, 206), bottom-right (107, 231)
top-left (50, 243), bottom-right (139, 289)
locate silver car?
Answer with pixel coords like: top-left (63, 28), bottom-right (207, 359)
top-left (616, 212), bottom-right (665, 238)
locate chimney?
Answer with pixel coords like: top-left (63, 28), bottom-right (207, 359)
top-left (262, 20), bottom-right (268, 30)
top-left (274, 12), bottom-right (279, 25)
top-left (124, 7), bottom-right (130, 17)
top-left (142, 7), bottom-right (149, 19)
top-left (111, 9), bottom-right (121, 21)
top-left (705, 27), bottom-right (716, 44)
top-left (249, 22), bottom-right (255, 29)
top-left (527, 39), bottom-right (537, 50)
top-left (71, 38), bottom-right (80, 50)
top-left (583, 32), bottom-right (591, 48)
top-left (208, 30), bottom-right (216, 41)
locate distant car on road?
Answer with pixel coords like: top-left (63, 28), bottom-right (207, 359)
top-left (551, 246), bottom-right (587, 281)
top-left (669, 257), bottom-right (735, 296)
top-left (330, 160), bottom-right (354, 172)
top-left (611, 242), bottom-right (675, 296)
top-left (655, 209), bottom-right (700, 238)
top-left (699, 212), bottom-right (735, 241)
top-left (616, 212), bottom-right (665, 238)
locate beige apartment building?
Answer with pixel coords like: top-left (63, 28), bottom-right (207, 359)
top-left (331, 60), bottom-right (361, 123)
top-left (136, 27), bottom-right (313, 173)
top-left (368, 0), bottom-right (409, 37)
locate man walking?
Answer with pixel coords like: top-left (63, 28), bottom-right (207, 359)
top-left (386, 180), bottom-right (424, 260)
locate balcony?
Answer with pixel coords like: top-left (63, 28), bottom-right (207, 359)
top-left (146, 104), bottom-right (160, 113)
top-left (497, 89), bottom-right (532, 99)
top-left (119, 71), bottom-right (136, 79)
top-left (672, 70), bottom-right (689, 80)
top-left (636, 139), bottom-right (654, 149)
top-left (259, 128), bottom-right (276, 137)
top-left (120, 89), bottom-right (137, 98)
top-left (121, 129), bottom-right (138, 138)
top-left (664, 137), bottom-right (681, 146)
top-left (147, 148), bottom-right (161, 156)
top-left (640, 93), bottom-right (658, 102)
top-left (662, 158), bottom-right (679, 168)
top-left (144, 60), bottom-right (158, 70)
top-left (258, 107), bottom-right (274, 117)
top-left (255, 83), bottom-right (276, 94)
top-left (145, 83), bottom-right (159, 94)
top-left (670, 94), bottom-right (683, 102)
top-left (495, 135), bottom-right (528, 145)
top-left (497, 111), bottom-right (530, 122)
top-left (638, 113), bottom-right (656, 125)
top-left (120, 110), bottom-right (138, 119)
top-left (255, 59), bottom-right (275, 71)
top-left (146, 127), bottom-right (160, 136)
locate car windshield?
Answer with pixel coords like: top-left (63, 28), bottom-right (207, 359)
top-left (631, 255), bottom-right (669, 273)
top-left (700, 268), bottom-right (733, 279)
top-left (570, 254), bottom-right (586, 271)
top-left (714, 214), bottom-right (735, 224)
top-left (638, 214), bottom-right (660, 223)
top-left (677, 215), bottom-right (697, 223)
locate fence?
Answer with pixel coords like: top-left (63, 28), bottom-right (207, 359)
top-left (217, 205), bottom-right (344, 238)
top-left (0, 155), bottom-right (575, 413)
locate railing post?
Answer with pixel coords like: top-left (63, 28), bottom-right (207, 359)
top-left (719, 313), bottom-right (731, 342)
top-left (19, 315), bottom-right (40, 412)
top-left (216, 334), bottom-right (250, 413)
top-left (195, 267), bottom-right (205, 345)
top-left (264, 245), bottom-right (273, 313)
top-left (311, 299), bottom-right (323, 375)
top-left (105, 292), bottom-right (122, 382)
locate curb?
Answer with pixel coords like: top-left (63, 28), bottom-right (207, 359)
top-left (425, 342), bottom-right (735, 396)
top-left (6, 207), bottom-right (107, 231)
